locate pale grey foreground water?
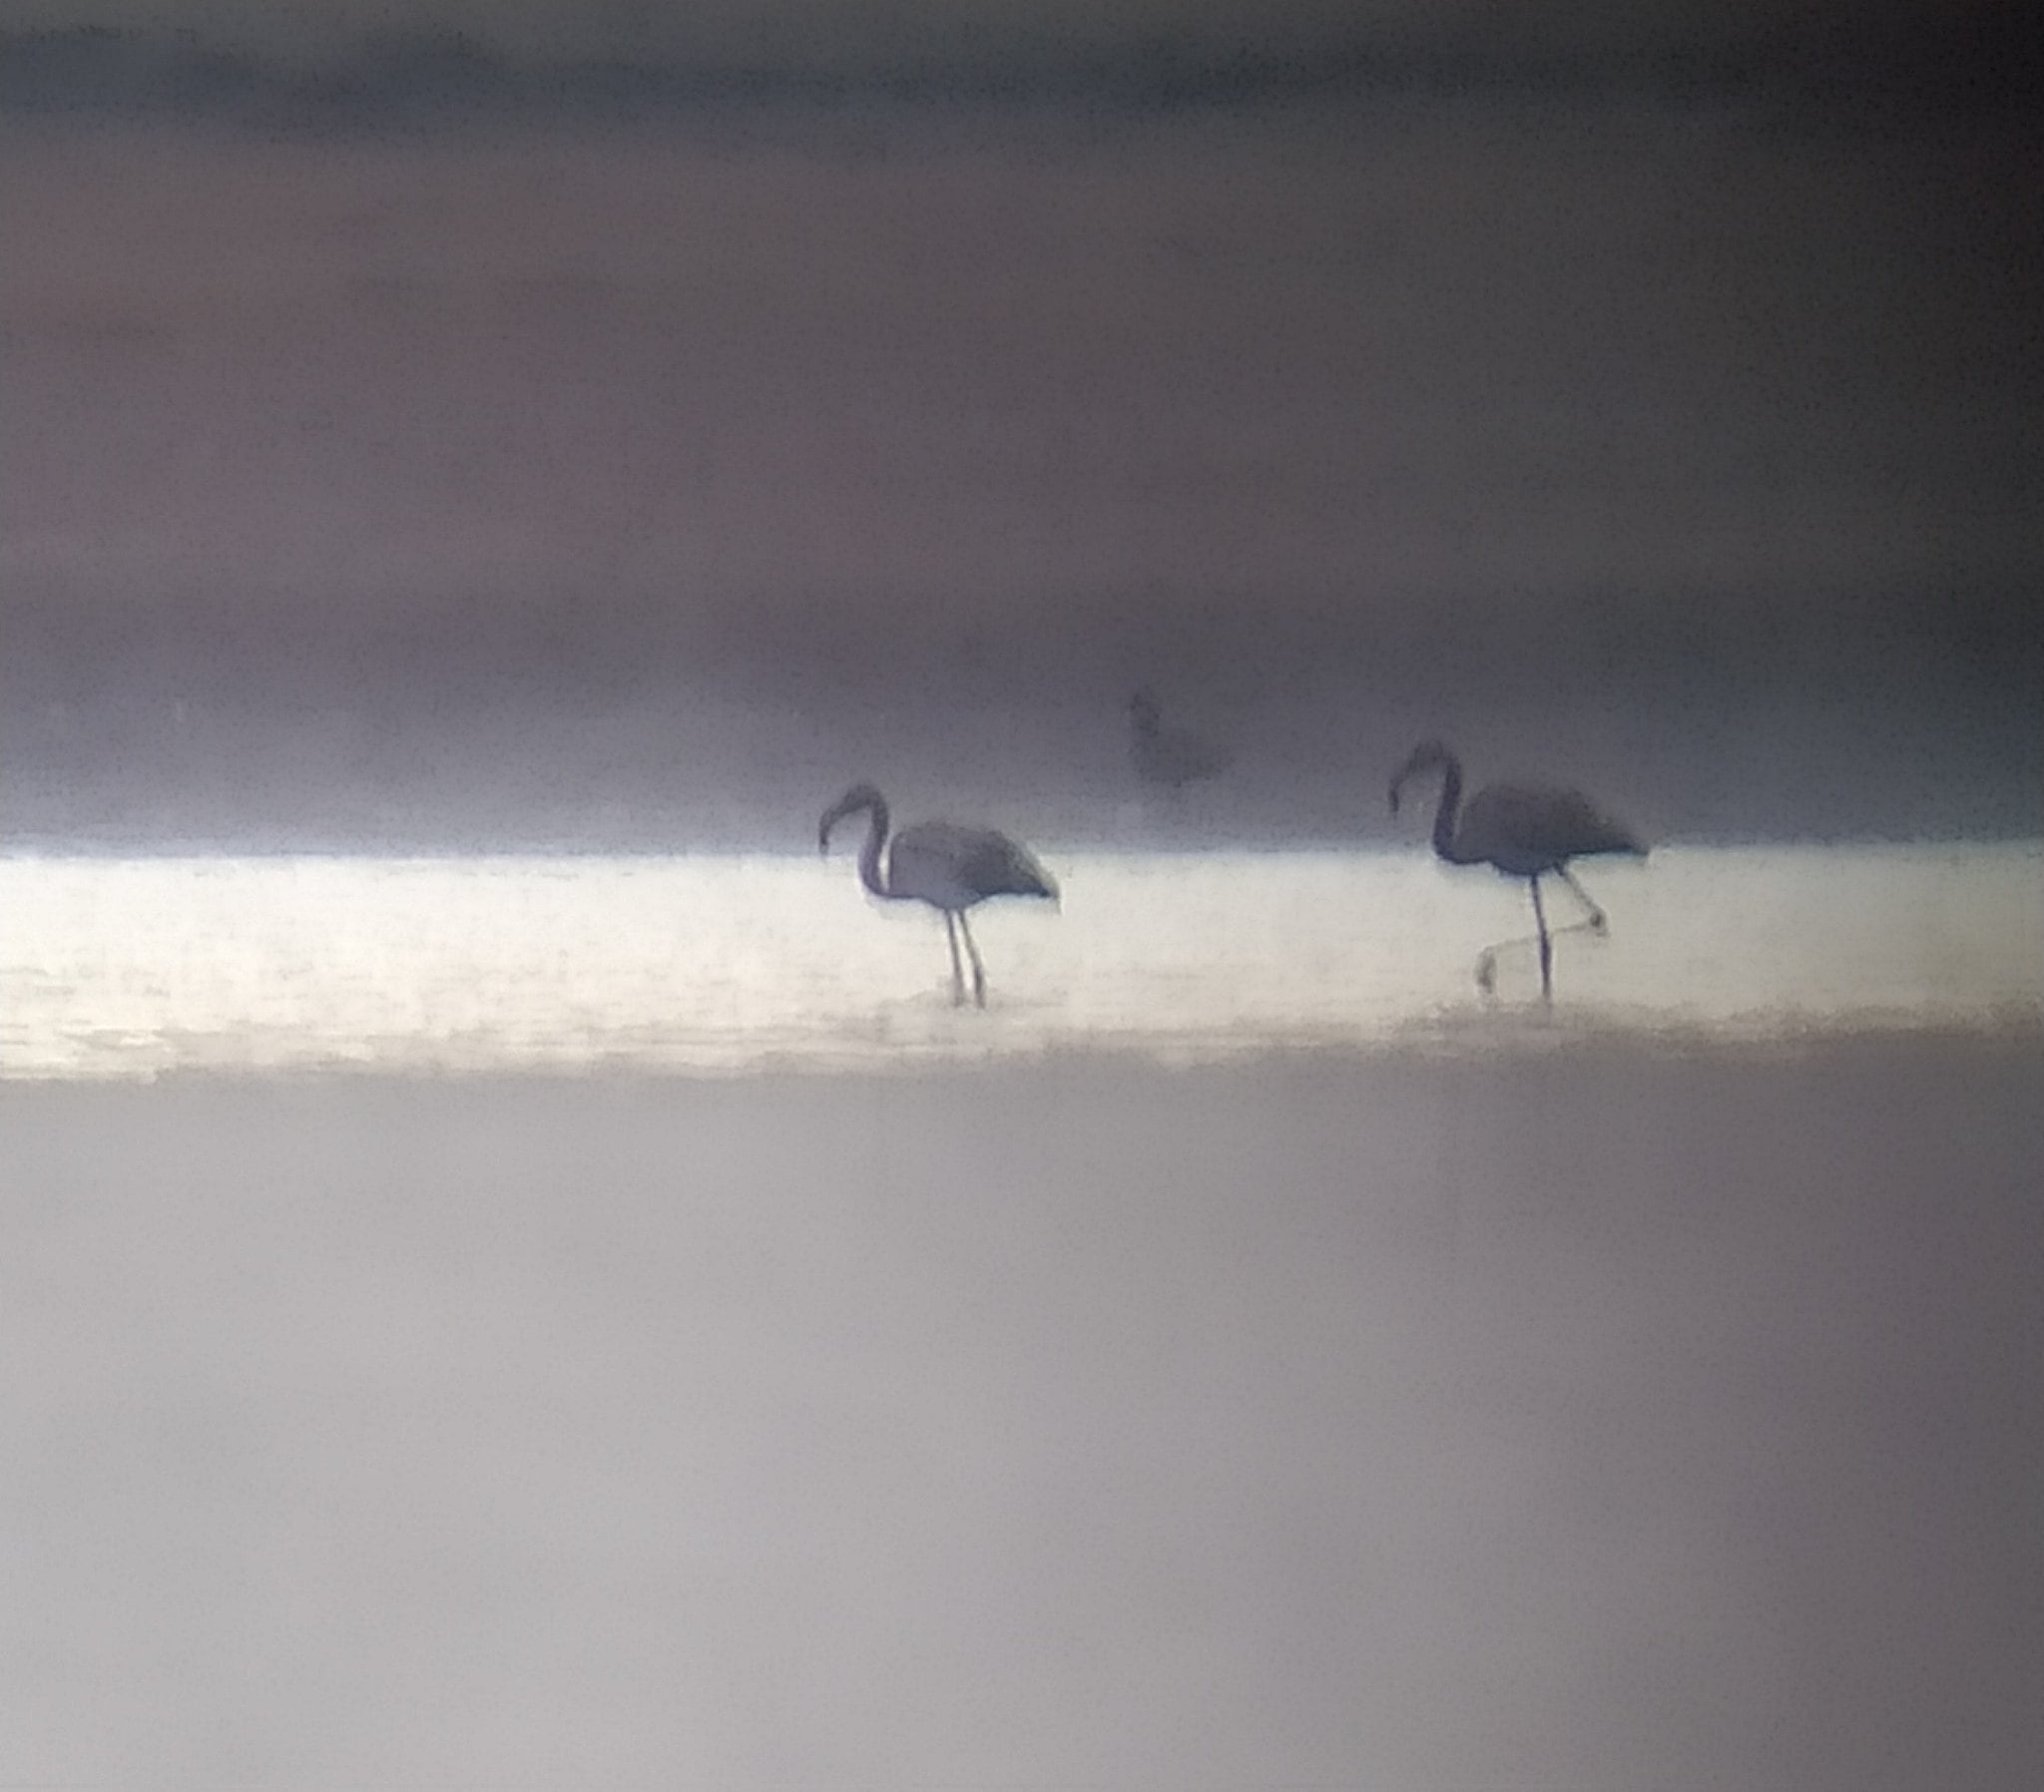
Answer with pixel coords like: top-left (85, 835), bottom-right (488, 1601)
top-left (2, 844), bottom-right (2038, 1079)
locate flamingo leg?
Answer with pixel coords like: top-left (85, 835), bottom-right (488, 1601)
top-left (1472, 877), bottom-right (1555, 998)
top-left (957, 910), bottom-right (988, 1008)
top-left (942, 911), bottom-right (965, 1005)
top-left (1556, 865), bottom-right (1609, 934)
top-left (1475, 874), bottom-right (1611, 997)
top-left (1475, 914), bottom-right (1607, 994)
top-left (1530, 875), bottom-right (1553, 1000)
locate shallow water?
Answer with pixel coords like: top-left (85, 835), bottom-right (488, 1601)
top-left (2, 843), bottom-right (2038, 1079)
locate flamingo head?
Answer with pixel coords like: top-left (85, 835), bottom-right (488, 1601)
top-left (1388, 739), bottom-right (1456, 814)
top-left (819, 782), bottom-right (885, 853)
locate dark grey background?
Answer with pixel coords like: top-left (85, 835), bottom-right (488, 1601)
top-left (4, 3), bottom-right (2037, 848)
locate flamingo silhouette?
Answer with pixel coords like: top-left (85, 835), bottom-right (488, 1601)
top-left (819, 783), bottom-right (1058, 1008)
top-left (1130, 688), bottom-right (1232, 794)
top-left (1389, 740), bottom-right (1646, 1000)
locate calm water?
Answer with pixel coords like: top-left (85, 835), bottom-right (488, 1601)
top-left (1, 844), bottom-right (2038, 1079)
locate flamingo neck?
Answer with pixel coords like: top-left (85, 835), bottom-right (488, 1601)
top-left (1429, 756), bottom-right (1474, 863)
top-left (854, 798), bottom-right (896, 900)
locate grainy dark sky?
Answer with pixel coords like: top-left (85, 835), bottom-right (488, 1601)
top-left (2, 2), bottom-right (2037, 846)
top-left (0, 3), bottom-right (1992, 57)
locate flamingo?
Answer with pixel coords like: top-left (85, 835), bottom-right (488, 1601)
top-left (1130, 688), bottom-right (1232, 794)
top-left (1388, 740), bottom-right (1646, 1000)
top-left (819, 783), bottom-right (1058, 1008)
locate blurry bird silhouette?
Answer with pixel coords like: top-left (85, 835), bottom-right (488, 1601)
top-left (1389, 740), bottom-right (1646, 1000)
top-left (819, 783), bottom-right (1058, 1008)
top-left (1130, 688), bottom-right (1232, 794)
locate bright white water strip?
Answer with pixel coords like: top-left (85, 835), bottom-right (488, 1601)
top-left (2, 844), bottom-right (2038, 1079)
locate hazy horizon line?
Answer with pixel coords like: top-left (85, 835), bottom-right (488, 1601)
top-left (7, 823), bottom-right (2042, 861)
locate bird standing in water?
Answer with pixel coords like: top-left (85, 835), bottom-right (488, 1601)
top-left (1388, 740), bottom-right (1646, 1000)
top-left (1129, 688), bottom-right (1232, 794)
top-left (819, 783), bottom-right (1058, 1008)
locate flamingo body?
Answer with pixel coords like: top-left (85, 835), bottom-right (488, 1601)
top-left (881, 820), bottom-right (1058, 912)
top-left (1442, 781), bottom-right (1643, 878)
